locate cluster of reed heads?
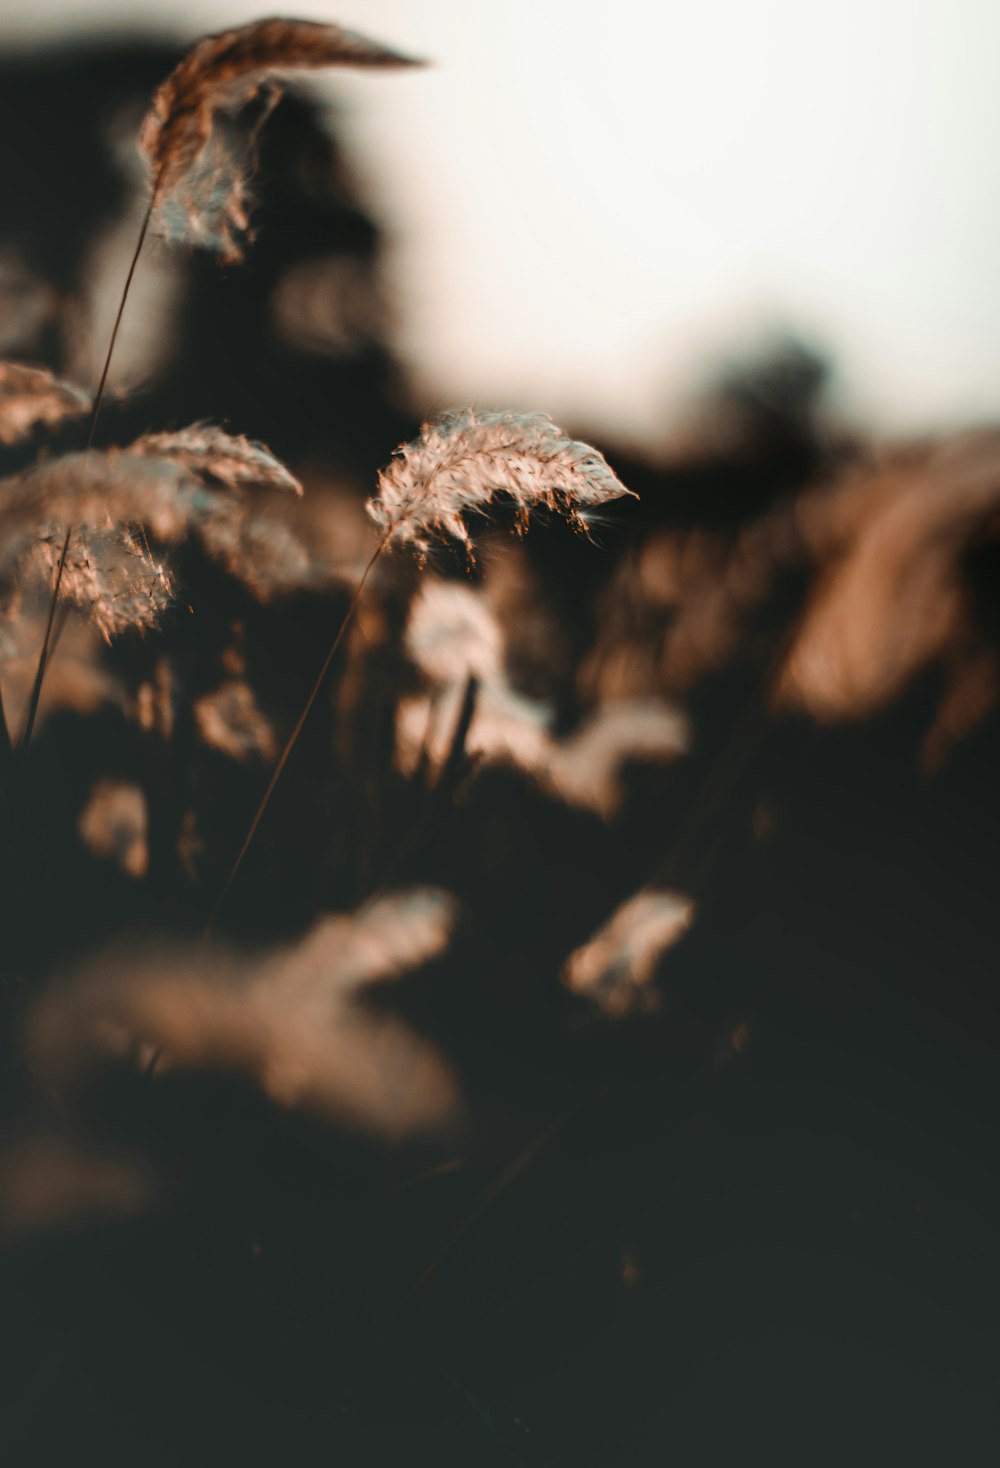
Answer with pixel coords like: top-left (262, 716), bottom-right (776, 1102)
top-left (0, 16), bottom-right (997, 1234)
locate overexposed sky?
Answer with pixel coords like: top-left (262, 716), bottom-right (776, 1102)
top-left (3, 0), bottom-right (999, 449)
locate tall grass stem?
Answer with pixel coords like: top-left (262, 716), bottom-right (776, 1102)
top-left (20, 181), bottom-right (160, 751)
top-left (203, 534), bottom-right (391, 939)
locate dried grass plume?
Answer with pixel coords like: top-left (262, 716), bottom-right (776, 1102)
top-left (130, 423), bottom-right (303, 494)
top-left (0, 425), bottom-right (308, 639)
top-left (29, 889), bottom-right (463, 1140)
top-left (563, 890), bottom-right (696, 1018)
top-left (139, 17), bottom-right (424, 260)
top-left (0, 361), bottom-right (90, 445)
top-left (779, 432), bottom-right (1000, 723)
top-left (368, 409), bottom-right (636, 558)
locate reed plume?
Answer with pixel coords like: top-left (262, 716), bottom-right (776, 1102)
top-left (213, 411), bottom-right (636, 924)
top-left (19, 17), bottom-right (422, 747)
top-left (779, 431), bottom-right (1000, 723)
top-left (398, 685), bottom-right (688, 818)
top-left (0, 362), bottom-right (90, 446)
top-left (29, 889), bottom-right (462, 1139)
top-left (138, 16), bottom-right (423, 261)
top-left (563, 889), bottom-right (696, 1018)
top-left (367, 409), bottom-right (637, 558)
top-left (129, 423), bottom-right (303, 494)
top-left (78, 778), bottom-right (149, 879)
top-left (0, 426), bottom-right (305, 639)
top-left (405, 577), bottom-right (505, 685)
top-left (400, 577), bottom-right (685, 816)
top-left (194, 680), bottom-right (278, 764)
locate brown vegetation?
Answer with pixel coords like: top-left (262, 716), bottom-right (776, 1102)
top-left (1, 16), bottom-right (998, 1466)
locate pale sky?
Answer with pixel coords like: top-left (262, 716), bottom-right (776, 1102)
top-left (3, 0), bottom-right (999, 450)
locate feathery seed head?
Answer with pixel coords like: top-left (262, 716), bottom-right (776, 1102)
top-left (0, 361), bottom-right (90, 445)
top-left (563, 890), bottom-right (696, 1018)
top-left (28, 890), bottom-right (462, 1138)
top-left (0, 426), bottom-right (308, 639)
top-left (367, 409), bottom-right (636, 558)
top-left (129, 423), bottom-right (303, 495)
top-left (139, 18), bottom-right (424, 262)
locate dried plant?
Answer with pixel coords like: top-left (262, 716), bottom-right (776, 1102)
top-left (6, 24), bottom-right (641, 939)
top-left (0, 360), bottom-right (90, 445)
top-left (128, 423), bottom-right (303, 494)
top-left (1, 455), bottom-right (176, 641)
top-left (214, 410), bottom-right (636, 924)
top-left (579, 508), bottom-right (802, 705)
top-left (4, 25), bottom-right (1000, 1456)
top-left (138, 16), bottom-right (423, 262)
top-left (396, 679), bottom-right (552, 783)
top-left (398, 683), bottom-right (687, 819)
top-left (367, 408), bottom-right (636, 558)
top-left (5, 28), bottom-right (1000, 1449)
top-left (399, 575), bottom-right (684, 816)
top-left (0, 426), bottom-right (307, 640)
top-left (17, 17), bottom-right (422, 748)
top-left (548, 700), bottom-right (689, 817)
top-left (562, 889), bottom-right (696, 1018)
top-left (194, 680), bottom-right (278, 764)
top-left (405, 577), bottom-right (505, 685)
top-left (779, 431), bottom-right (1000, 725)
top-left (29, 889), bottom-right (462, 1139)
top-left (78, 778), bottom-right (149, 879)
top-left (0, 607), bottom-right (124, 737)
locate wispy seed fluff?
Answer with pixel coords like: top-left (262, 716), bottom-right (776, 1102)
top-left (0, 361), bottom-right (90, 446)
top-left (28, 888), bottom-right (462, 1139)
top-left (129, 423), bottom-right (303, 495)
top-left (0, 426), bottom-right (304, 640)
top-left (138, 17), bottom-right (423, 262)
top-left (563, 889), bottom-right (696, 1019)
top-left (367, 409), bottom-right (636, 557)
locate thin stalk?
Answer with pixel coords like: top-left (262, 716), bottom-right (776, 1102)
top-left (19, 527), bottom-right (72, 752)
top-left (203, 534), bottom-right (391, 939)
top-left (20, 181), bottom-right (159, 752)
top-left (0, 675), bottom-right (29, 959)
top-left (0, 675), bottom-right (12, 769)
